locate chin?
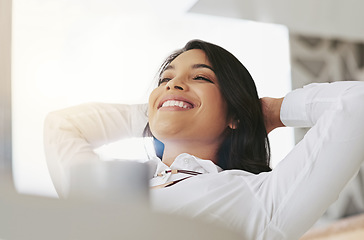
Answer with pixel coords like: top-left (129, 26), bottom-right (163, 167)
top-left (152, 128), bottom-right (183, 141)
top-left (150, 117), bottom-right (186, 134)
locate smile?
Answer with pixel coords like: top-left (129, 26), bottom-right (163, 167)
top-left (160, 100), bottom-right (194, 109)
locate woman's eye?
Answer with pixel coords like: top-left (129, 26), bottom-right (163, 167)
top-left (159, 78), bottom-right (171, 85)
top-left (194, 76), bottom-right (214, 83)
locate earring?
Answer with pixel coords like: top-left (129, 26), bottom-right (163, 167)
top-left (229, 119), bottom-right (239, 130)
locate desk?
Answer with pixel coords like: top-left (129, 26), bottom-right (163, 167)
top-left (301, 213), bottom-right (364, 240)
top-left (0, 180), bottom-right (241, 240)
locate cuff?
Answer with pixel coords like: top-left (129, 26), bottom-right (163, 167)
top-left (280, 87), bottom-right (311, 128)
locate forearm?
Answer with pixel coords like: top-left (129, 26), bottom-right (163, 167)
top-left (43, 102), bottom-right (148, 197)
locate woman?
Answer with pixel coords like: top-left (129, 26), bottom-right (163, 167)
top-left (44, 40), bottom-right (364, 240)
top-left (146, 40), bottom-right (271, 173)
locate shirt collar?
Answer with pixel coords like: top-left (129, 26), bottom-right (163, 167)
top-left (149, 153), bottom-right (222, 178)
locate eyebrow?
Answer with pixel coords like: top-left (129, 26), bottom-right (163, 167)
top-left (164, 63), bottom-right (215, 73)
top-left (192, 63), bottom-right (215, 73)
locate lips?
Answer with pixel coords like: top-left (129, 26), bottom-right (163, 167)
top-left (158, 96), bottom-right (195, 110)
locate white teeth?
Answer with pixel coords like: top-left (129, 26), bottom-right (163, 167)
top-left (161, 100), bottom-right (191, 109)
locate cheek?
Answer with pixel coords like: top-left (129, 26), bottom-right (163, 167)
top-left (148, 87), bottom-right (164, 135)
top-left (201, 88), bottom-right (228, 117)
top-left (148, 88), bottom-right (159, 117)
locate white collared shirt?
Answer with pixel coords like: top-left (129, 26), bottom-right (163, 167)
top-left (44, 81), bottom-right (364, 240)
top-left (149, 153), bottom-right (222, 187)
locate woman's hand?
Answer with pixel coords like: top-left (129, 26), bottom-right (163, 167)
top-left (260, 97), bottom-right (285, 134)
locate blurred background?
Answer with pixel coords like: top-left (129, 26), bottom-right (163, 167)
top-left (1, 0), bottom-right (364, 231)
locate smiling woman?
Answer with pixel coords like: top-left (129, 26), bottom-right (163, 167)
top-left (44, 39), bottom-right (364, 240)
top-left (146, 40), bottom-right (271, 172)
top-left (149, 49), bottom-right (230, 166)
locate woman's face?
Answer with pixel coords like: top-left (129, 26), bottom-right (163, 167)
top-left (148, 49), bottom-right (231, 146)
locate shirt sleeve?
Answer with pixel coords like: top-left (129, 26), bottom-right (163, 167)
top-left (256, 81), bottom-right (364, 239)
top-left (43, 102), bottom-right (148, 198)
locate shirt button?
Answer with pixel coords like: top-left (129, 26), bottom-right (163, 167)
top-left (184, 159), bottom-right (189, 164)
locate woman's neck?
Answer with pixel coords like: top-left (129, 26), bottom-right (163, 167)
top-left (161, 140), bottom-right (219, 167)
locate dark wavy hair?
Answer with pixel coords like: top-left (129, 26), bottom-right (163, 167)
top-left (144, 40), bottom-right (271, 174)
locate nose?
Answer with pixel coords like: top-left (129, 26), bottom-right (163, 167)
top-left (165, 77), bottom-right (187, 91)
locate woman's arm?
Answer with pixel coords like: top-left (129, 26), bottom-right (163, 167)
top-left (43, 103), bottom-right (148, 198)
top-left (257, 81), bottom-right (364, 239)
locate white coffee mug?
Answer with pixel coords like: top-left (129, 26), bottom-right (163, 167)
top-left (68, 160), bottom-right (149, 206)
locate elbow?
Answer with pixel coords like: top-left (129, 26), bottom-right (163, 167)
top-left (339, 82), bottom-right (364, 136)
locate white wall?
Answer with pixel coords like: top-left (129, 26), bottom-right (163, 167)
top-left (12, 0), bottom-right (293, 197)
top-left (191, 0), bottom-right (364, 42)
